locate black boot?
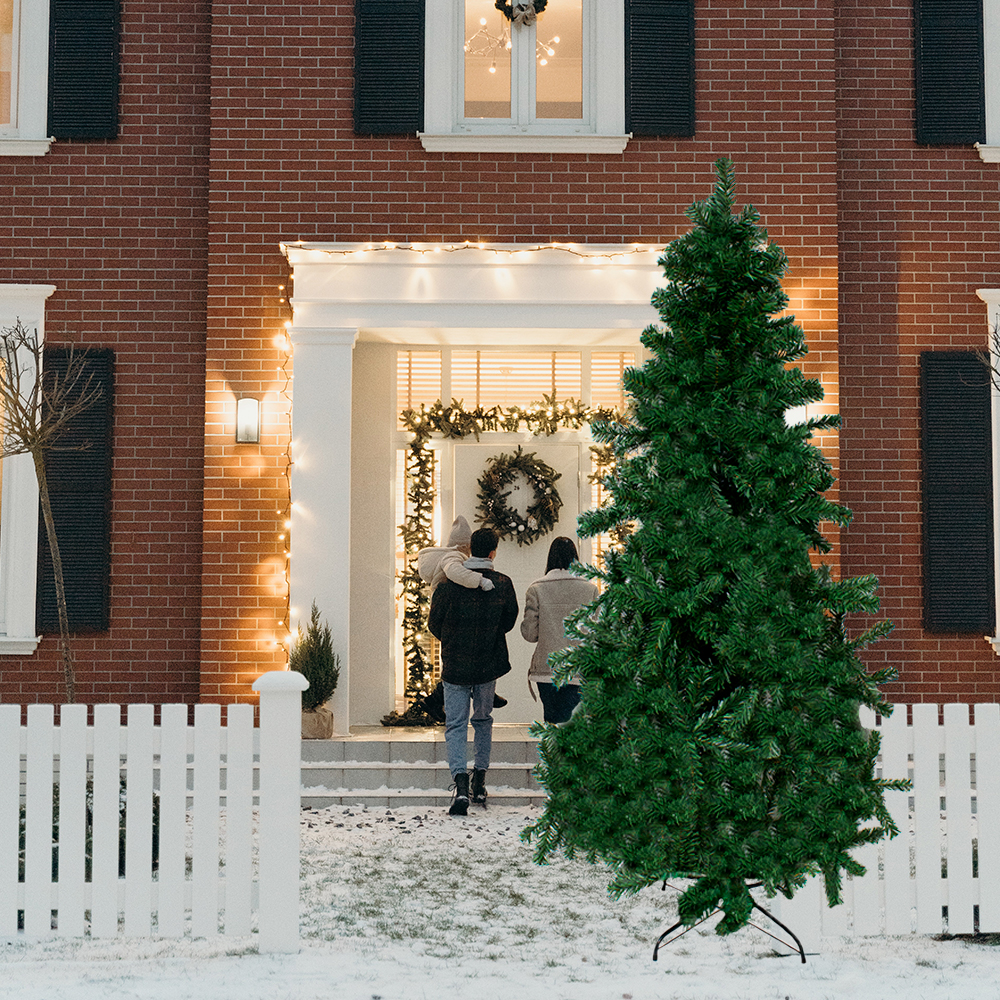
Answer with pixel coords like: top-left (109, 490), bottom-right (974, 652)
top-left (449, 772), bottom-right (470, 816)
top-left (471, 768), bottom-right (487, 806)
top-left (492, 692), bottom-right (507, 708)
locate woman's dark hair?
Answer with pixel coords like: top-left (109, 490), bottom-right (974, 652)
top-left (545, 536), bottom-right (579, 573)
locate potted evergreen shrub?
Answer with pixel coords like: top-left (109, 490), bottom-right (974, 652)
top-left (291, 601), bottom-right (340, 739)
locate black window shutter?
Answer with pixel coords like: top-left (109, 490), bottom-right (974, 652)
top-left (625, 0), bottom-right (695, 137)
top-left (47, 0), bottom-right (121, 141)
top-left (354, 0), bottom-right (424, 134)
top-left (36, 349), bottom-right (114, 634)
top-left (921, 352), bottom-right (995, 633)
top-left (914, 0), bottom-right (984, 145)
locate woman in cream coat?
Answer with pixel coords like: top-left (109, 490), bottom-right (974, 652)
top-left (520, 536), bottom-right (599, 723)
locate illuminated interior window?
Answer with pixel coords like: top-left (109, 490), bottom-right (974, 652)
top-left (463, 0), bottom-right (583, 123)
top-left (396, 350), bottom-right (442, 427)
top-left (536, 0), bottom-right (583, 120)
top-left (0, 0), bottom-right (14, 127)
top-left (591, 350), bottom-right (633, 410)
top-left (451, 350), bottom-right (582, 407)
top-left (464, 0), bottom-right (511, 119)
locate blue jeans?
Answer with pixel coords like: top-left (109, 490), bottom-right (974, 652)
top-left (442, 680), bottom-right (496, 777)
top-left (537, 682), bottom-right (581, 724)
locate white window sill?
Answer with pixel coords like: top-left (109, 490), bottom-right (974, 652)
top-left (418, 133), bottom-right (631, 154)
top-left (0, 137), bottom-right (54, 156)
top-left (0, 635), bottom-right (41, 655)
top-left (975, 143), bottom-right (1000, 162)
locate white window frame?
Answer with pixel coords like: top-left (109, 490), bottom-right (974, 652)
top-left (420, 0), bottom-right (628, 154)
top-left (976, 0), bottom-right (1000, 159)
top-left (0, 284), bottom-right (54, 654)
top-left (0, 0), bottom-right (52, 156)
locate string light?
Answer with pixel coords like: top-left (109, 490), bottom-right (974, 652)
top-left (463, 10), bottom-right (560, 73)
top-left (281, 241), bottom-right (657, 261)
top-left (272, 268), bottom-right (295, 655)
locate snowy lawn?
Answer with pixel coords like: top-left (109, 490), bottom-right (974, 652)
top-left (1, 803), bottom-right (998, 999)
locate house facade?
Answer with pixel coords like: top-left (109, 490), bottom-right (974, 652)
top-left (0, 0), bottom-right (997, 725)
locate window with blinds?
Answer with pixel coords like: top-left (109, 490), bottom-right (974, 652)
top-left (591, 351), bottom-right (634, 410)
top-left (451, 351), bottom-right (582, 408)
top-left (396, 349), bottom-right (634, 413)
top-left (396, 350), bottom-right (442, 427)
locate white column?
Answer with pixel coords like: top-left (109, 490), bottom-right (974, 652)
top-left (289, 326), bottom-right (358, 731)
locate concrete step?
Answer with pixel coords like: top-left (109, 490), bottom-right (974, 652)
top-left (299, 725), bottom-right (545, 808)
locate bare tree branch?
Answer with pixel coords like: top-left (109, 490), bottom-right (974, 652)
top-left (0, 320), bottom-right (104, 703)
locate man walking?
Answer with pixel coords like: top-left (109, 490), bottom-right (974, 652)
top-left (428, 527), bottom-right (518, 815)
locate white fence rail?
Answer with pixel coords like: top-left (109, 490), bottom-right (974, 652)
top-left (0, 669), bottom-right (306, 952)
top-left (773, 703), bottom-right (1000, 949)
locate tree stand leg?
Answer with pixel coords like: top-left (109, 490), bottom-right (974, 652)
top-left (652, 900), bottom-right (807, 964)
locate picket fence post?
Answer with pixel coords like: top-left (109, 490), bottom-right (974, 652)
top-left (253, 670), bottom-right (308, 953)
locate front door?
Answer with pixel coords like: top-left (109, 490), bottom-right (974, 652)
top-left (453, 439), bottom-right (585, 724)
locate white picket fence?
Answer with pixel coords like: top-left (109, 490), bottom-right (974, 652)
top-left (771, 703), bottom-right (1000, 950)
top-left (0, 669), bottom-right (307, 952)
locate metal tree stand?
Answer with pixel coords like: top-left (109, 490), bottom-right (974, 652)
top-left (652, 882), bottom-right (808, 964)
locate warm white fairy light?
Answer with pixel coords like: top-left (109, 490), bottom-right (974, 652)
top-left (464, 10), bottom-right (559, 74)
top-left (285, 241), bottom-right (655, 261)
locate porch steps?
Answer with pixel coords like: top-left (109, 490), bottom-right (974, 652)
top-left (300, 724), bottom-right (545, 808)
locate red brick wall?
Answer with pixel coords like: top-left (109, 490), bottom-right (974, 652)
top-left (837, 2), bottom-right (1000, 701)
top-left (200, 1), bottom-right (842, 704)
top-left (0, 1), bottom-right (210, 705)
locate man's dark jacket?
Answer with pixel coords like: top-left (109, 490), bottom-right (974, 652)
top-left (428, 567), bottom-right (518, 686)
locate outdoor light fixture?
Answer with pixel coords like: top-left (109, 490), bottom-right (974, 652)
top-left (236, 396), bottom-right (261, 443)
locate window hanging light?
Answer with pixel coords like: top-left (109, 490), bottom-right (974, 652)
top-left (464, 8), bottom-right (557, 75)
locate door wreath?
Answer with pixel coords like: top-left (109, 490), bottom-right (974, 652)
top-left (476, 446), bottom-right (563, 546)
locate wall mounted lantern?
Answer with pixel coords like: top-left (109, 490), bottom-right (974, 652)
top-left (236, 396), bottom-right (261, 443)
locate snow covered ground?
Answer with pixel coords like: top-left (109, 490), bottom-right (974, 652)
top-left (1, 803), bottom-right (998, 1000)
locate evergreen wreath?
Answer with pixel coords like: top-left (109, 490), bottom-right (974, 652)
top-left (476, 446), bottom-right (563, 546)
top-left (495, 0), bottom-right (547, 22)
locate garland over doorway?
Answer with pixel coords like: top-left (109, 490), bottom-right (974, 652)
top-left (382, 395), bottom-right (623, 726)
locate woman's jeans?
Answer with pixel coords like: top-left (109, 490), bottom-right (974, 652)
top-left (442, 679), bottom-right (496, 777)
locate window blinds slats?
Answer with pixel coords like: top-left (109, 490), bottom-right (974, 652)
top-left (450, 351), bottom-right (582, 408)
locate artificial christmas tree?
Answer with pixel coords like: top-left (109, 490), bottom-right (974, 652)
top-left (523, 160), bottom-right (906, 947)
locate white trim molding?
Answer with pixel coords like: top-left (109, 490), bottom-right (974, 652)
top-left (0, 283), bottom-right (56, 655)
top-left (977, 0), bottom-right (1000, 159)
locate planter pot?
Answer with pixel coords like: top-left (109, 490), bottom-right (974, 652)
top-left (301, 706), bottom-right (335, 739)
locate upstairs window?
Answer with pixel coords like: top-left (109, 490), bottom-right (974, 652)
top-left (0, 0), bottom-right (51, 154)
top-left (462, 0), bottom-right (584, 128)
top-left (1, 0), bottom-right (120, 156)
top-left (355, 0), bottom-right (695, 153)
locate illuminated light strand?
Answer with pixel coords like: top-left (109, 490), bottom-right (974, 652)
top-left (272, 272), bottom-right (295, 654)
top-left (281, 241), bottom-right (657, 262)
